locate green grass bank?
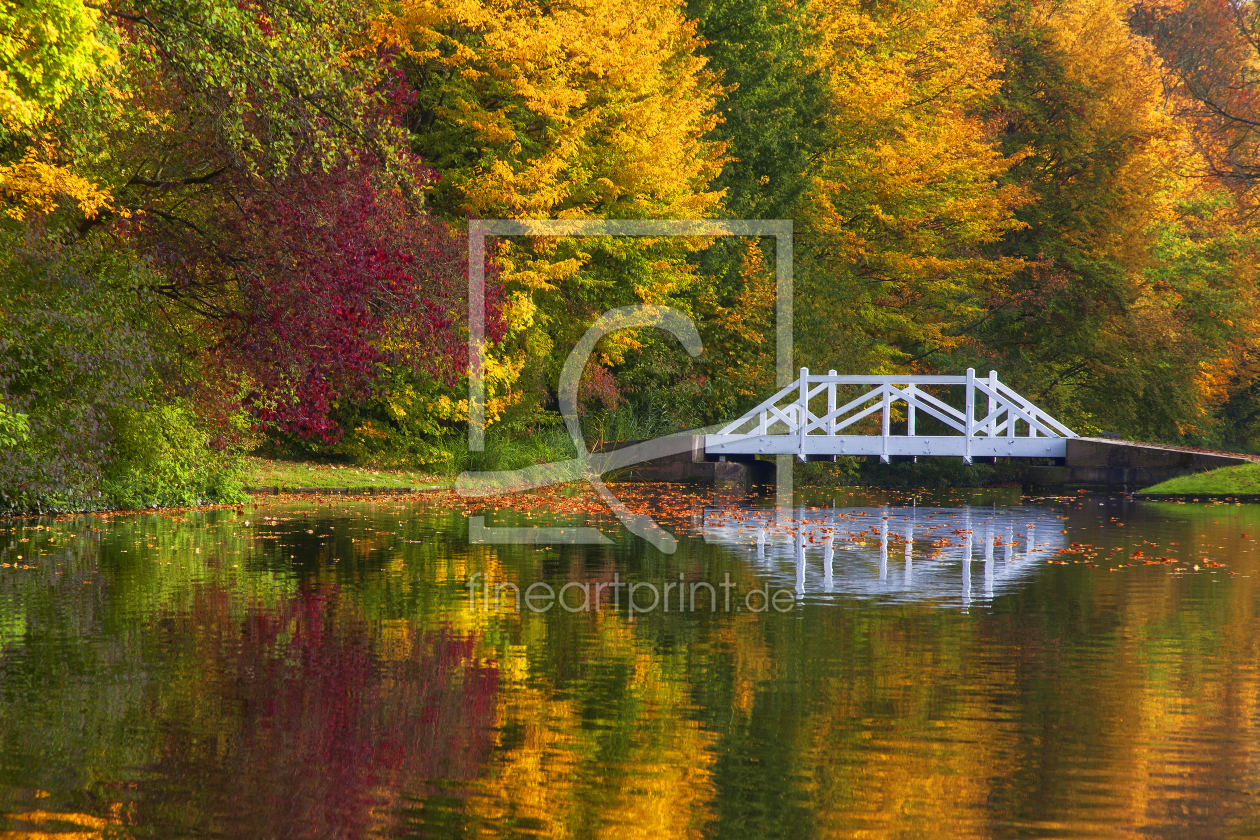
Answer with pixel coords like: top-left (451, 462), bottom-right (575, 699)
top-left (1139, 463), bottom-right (1260, 495)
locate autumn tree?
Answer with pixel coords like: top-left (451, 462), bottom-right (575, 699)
top-left (681, 0), bottom-right (827, 420)
top-left (1133, 0), bottom-right (1260, 211)
top-left (61, 0), bottom-right (479, 444)
top-left (977, 0), bottom-right (1260, 439)
top-left (197, 164), bottom-right (485, 443)
top-left (0, 0), bottom-right (115, 220)
top-left (377, 0), bottom-right (728, 428)
top-left (3, 0), bottom-right (482, 502)
top-left (685, 0), bottom-right (828, 222)
top-left (793, 0), bottom-right (1027, 377)
top-left (1127, 0), bottom-right (1260, 443)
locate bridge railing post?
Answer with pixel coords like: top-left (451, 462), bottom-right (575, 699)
top-left (798, 367), bottom-right (809, 461)
top-left (965, 368), bottom-right (975, 463)
top-left (1007, 375), bottom-right (1017, 439)
top-left (881, 384), bottom-right (891, 463)
top-left (906, 383), bottom-right (916, 437)
top-left (988, 370), bottom-right (998, 437)
top-left (827, 370), bottom-right (837, 436)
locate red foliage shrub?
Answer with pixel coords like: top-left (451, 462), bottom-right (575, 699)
top-left (220, 165), bottom-right (503, 441)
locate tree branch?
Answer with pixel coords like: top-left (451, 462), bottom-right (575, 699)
top-left (83, 2), bottom-right (164, 34)
top-left (127, 166), bottom-right (228, 188)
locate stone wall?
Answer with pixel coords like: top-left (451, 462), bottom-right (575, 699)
top-left (594, 437), bottom-right (774, 491)
top-left (1024, 437), bottom-right (1254, 492)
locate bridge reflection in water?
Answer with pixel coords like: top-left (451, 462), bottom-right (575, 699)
top-left (702, 505), bottom-right (1069, 607)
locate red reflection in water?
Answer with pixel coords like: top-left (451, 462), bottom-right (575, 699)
top-left (148, 586), bottom-right (498, 838)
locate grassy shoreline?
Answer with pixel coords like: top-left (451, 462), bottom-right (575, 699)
top-left (22, 452), bottom-right (1260, 516)
top-left (239, 457), bottom-right (446, 491)
top-left (1140, 463), bottom-right (1260, 495)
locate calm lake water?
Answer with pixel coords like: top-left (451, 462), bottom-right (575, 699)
top-left (2, 486), bottom-right (1260, 839)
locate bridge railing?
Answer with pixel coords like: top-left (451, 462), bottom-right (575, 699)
top-left (707, 368), bottom-right (1076, 462)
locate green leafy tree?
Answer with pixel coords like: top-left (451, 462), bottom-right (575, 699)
top-left (682, 0), bottom-right (827, 421)
top-left (0, 399), bottom-right (28, 449)
top-left (0, 229), bottom-right (241, 511)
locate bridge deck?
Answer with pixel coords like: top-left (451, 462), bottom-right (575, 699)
top-left (705, 434), bottom-right (1067, 459)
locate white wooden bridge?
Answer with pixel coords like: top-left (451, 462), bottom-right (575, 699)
top-left (705, 369), bottom-right (1076, 463)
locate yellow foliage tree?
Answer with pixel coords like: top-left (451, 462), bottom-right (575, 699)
top-left (376, 0), bottom-right (725, 220)
top-left (375, 0), bottom-right (728, 424)
top-left (697, 238), bottom-right (777, 412)
top-left (0, 0), bottom-right (116, 219)
top-left (0, 0), bottom-right (115, 129)
top-left (0, 137), bottom-right (111, 220)
top-left (796, 0), bottom-right (1029, 375)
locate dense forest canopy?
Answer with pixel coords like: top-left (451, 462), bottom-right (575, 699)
top-left (2, 0), bottom-right (1260, 508)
